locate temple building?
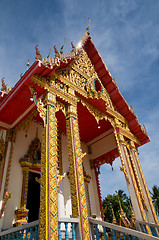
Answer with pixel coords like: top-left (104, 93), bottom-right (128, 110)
top-left (0, 30), bottom-right (158, 239)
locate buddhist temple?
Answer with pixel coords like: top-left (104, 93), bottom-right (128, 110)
top-left (0, 29), bottom-right (158, 239)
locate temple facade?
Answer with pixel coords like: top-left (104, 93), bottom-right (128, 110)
top-left (0, 31), bottom-right (158, 239)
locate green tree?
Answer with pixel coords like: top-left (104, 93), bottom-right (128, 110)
top-left (102, 190), bottom-right (131, 223)
top-left (150, 185), bottom-right (159, 216)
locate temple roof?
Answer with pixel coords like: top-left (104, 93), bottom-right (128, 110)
top-left (0, 32), bottom-right (149, 146)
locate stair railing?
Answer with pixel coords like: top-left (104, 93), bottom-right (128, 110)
top-left (136, 220), bottom-right (159, 237)
top-left (89, 217), bottom-right (159, 240)
top-left (0, 217), bottom-right (80, 240)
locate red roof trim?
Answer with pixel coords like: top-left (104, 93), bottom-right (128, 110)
top-left (83, 36), bottom-right (150, 146)
top-left (0, 61), bottom-right (40, 111)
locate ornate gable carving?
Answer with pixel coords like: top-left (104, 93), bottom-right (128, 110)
top-left (19, 138), bottom-right (41, 169)
top-left (57, 50), bottom-right (113, 108)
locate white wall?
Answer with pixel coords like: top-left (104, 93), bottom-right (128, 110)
top-left (2, 125), bottom-right (116, 230)
top-left (2, 122), bottom-right (42, 230)
top-left (88, 129), bottom-right (117, 160)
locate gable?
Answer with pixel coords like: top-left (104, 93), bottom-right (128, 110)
top-left (56, 49), bottom-right (114, 110)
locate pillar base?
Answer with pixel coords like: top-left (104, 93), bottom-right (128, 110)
top-left (14, 208), bottom-right (29, 227)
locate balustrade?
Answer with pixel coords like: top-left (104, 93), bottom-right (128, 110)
top-left (0, 218), bottom-right (80, 240)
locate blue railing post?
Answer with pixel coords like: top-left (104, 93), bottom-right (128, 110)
top-left (16, 231), bottom-right (20, 239)
top-left (65, 222), bottom-right (69, 240)
top-left (95, 224), bottom-right (100, 240)
top-left (25, 228), bottom-right (28, 240)
top-left (72, 222), bottom-right (76, 240)
top-left (35, 225), bottom-right (38, 240)
top-left (112, 229), bottom-right (117, 240)
top-left (20, 229), bottom-right (24, 240)
top-left (12, 232), bottom-right (15, 239)
top-left (102, 226), bottom-right (108, 240)
top-left (8, 233), bottom-right (11, 240)
top-left (29, 227), bottom-right (33, 240)
top-left (150, 226), bottom-right (158, 237)
top-left (58, 222), bottom-right (62, 240)
top-left (118, 232), bottom-right (122, 240)
top-left (122, 232), bottom-right (126, 240)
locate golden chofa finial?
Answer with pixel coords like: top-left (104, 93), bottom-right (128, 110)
top-left (54, 45), bottom-right (60, 58)
top-left (60, 38), bottom-right (66, 54)
top-left (1, 77), bottom-right (7, 92)
top-left (35, 45), bottom-right (42, 60)
top-left (86, 18), bottom-right (91, 35)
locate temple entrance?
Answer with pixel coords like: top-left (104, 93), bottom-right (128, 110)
top-left (26, 171), bottom-right (40, 223)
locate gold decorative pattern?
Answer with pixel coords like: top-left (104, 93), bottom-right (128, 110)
top-left (1, 77), bottom-right (11, 94)
top-left (0, 136), bottom-right (5, 157)
top-left (15, 109), bottom-right (38, 134)
top-left (0, 136), bottom-right (5, 190)
top-left (35, 45), bottom-right (42, 60)
top-left (37, 99), bottom-right (46, 124)
top-left (131, 145), bottom-right (159, 224)
top-left (66, 108), bottom-right (78, 218)
top-left (83, 167), bottom-right (91, 217)
top-left (19, 138), bottom-right (41, 169)
top-left (20, 167), bottom-right (29, 209)
top-left (31, 74), bottom-right (77, 106)
top-left (39, 126), bottom-right (46, 239)
top-left (79, 97), bottom-right (108, 124)
top-left (48, 104), bottom-right (58, 239)
top-left (0, 192), bottom-right (11, 218)
top-left (128, 148), bottom-right (148, 211)
top-left (66, 105), bottom-right (90, 240)
top-left (2, 140), bottom-right (14, 215)
top-left (114, 131), bottom-right (130, 184)
top-left (6, 129), bottom-right (16, 143)
top-left (120, 143), bottom-right (148, 225)
top-left (56, 101), bottom-right (66, 116)
top-left (57, 129), bottom-right (63, 175)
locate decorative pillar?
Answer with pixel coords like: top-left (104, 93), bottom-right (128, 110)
top-left (20, 167), bottom-right (29, 209)
top-left (84, 173), bottom-right (91, 217)
top-left (0, 135), bottom-right (6, 191)
top-left (66, 104), bottom-right (91, 240)
top-left (14, 166), bottom-right (29, 226)
top-left (0, 129), bottom-right (15, 221)
top-left (38, 92), bottom-right (59, 240)
top-left (129, 141), bottom-right (159, 224)
top-left (39, 126), bottom-right (46, 239)
top-left (114, 131), bottom-right (148, 223)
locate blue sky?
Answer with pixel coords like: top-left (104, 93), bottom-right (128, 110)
top-left (0, 0), bottom-right (159, 198)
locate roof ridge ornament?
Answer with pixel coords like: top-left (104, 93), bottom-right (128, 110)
top-left (1, 77), bottom-right (7, 92)
top-left (54, 45), bottom-right (60, 58)
top-left (1, 77), bottom-right (11, 94)
top-left (60, 38), bottom-right (66, 54)
top-left (71, 41), bottom-right (75, 51)
top-left (86, 18), bottom-right (91, 35)
top-left (35, 44), bottom-right (42, 60)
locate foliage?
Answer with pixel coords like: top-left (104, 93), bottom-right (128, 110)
top-left (102, 190), bottom-right (131, 223)
top-left (150, 185), bottom-right (159, 216)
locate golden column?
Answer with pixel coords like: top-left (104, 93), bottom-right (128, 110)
top-left (20, 166), bottom-right (29, 209)
top-left (14, 166), bottom-right (29, 226)
top-left (129, 141), bottom-right (159, 225)
top-left (66, 104), bottom-right (91, 240)
top-left (114, 131), bottom-right (148, 223)
top-left (38, 92), bottom-right (59, 240)
top-left (39, 126), bottom-right (46, 239)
